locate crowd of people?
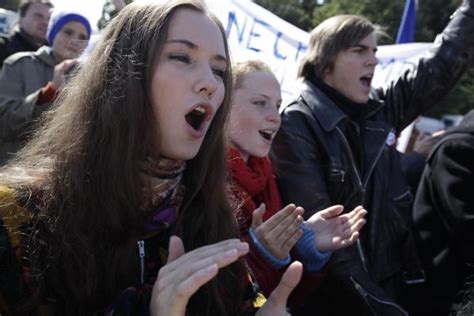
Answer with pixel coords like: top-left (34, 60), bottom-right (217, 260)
top-left (0, 0), bottom-right (472, 315)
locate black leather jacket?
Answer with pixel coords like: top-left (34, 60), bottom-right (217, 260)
top-left (271, 1), bottom-right (474, 315)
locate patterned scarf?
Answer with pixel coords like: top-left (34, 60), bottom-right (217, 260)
top-left (227, 148), bottom-right (281, 231)
top-left (139, 157), bottom-right (185, 216)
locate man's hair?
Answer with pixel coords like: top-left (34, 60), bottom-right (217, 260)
top-left (233, 59), bottom-right (272, 90)
top-left (298, 14), bottom-right (384, 80)
top-left (18, 0), bottom-right (53, 18)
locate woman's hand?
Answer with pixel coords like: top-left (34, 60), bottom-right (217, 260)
top-left (51, 59), bottom-right (78, 90)
top-left (306, 205), bottom-right (367, 252)
top-left (256, 261), bottom-right (303, 316)
top-left (252, 203), bottom-right (304, 260)
top-left (150, 236), bottom-right (249, 316)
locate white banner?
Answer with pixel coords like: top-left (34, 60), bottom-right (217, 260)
top-left (373, 42), bottom-right (433, 88)
top-left (208, 0), bottom-right (308, 100)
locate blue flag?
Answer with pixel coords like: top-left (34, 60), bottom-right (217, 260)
top-left (396, 0), bottom-right (417, 43)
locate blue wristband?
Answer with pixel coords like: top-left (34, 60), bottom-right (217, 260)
top-left (248, 227), bottom-right (291, 269)
top-left (294, 224), bottom-right (332, 272)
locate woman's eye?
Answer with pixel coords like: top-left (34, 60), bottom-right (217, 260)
top-left (253, 100), bottom-right (266, 107)
top-left (212, 68), bottom-right (225, 79)
top-left (63, 29), bottom-right (74, 37)
top-left (170, 54), bottom-right (191, 63)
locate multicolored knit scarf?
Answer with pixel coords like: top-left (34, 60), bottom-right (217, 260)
top-left (139, 157), bottom-right (185, 212)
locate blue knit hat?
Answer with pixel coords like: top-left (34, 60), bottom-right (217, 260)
top-left (46, 9), bottom-right (92, 46)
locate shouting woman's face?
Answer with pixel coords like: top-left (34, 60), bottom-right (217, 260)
top-left (150, 8), bottom-right (227, 160)
top-left (229, 70), bottom-right (281, 162)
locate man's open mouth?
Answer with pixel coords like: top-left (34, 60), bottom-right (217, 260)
top-left (360, 74), bottom-right (373, 87)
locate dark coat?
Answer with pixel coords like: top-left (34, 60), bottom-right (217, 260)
top-left (0, 27), bottom-right (43, 68)
top-left (271, 1), bottom-right (474, 315)
top-left (413, 110), bottom-right (474, 315)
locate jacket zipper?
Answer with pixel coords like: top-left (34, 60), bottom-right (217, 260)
top-left (331, 169), bottom-right (345, 183)
top-left (335, 127), bottom-right (371, 274)
top-left (362, 132), bottom-right (388, 189)
top-left (137, 240), bottom-right (145, 284)
top-left (392, 190), bottom-right (412, 202)
top-left (335, 127), bottom-right (364, 191)
top-left (336, 125), bottom-right (408, 314)
top-left (356, 239), bottom-right (369, 273)
top-left (350, 276), bottom-right (408, 316)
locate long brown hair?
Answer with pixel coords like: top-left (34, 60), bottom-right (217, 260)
top-left (0, 1), bottom-right (244, 314)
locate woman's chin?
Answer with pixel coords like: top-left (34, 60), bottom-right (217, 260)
top-left (251, 149), bottom-right (270, 159)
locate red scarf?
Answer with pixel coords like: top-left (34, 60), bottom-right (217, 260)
top-left (227, 148), bottom-right (281, 230)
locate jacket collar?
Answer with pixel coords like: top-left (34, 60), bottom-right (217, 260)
top-left (299, 79), bottom-right (383, 131)
top-left (34, 46), bottom-right (58, 68)
top-left (16, 27), bottom-right (43, 48)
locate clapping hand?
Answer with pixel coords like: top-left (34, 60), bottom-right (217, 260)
top-left (150, 236), bottom-right (249, 316)
top-left (252, 203), bottom-right (304, 260)
top-left (305, 205), bottom-right (367, 252)
top-left (256, 261), bottom-right (303, 316)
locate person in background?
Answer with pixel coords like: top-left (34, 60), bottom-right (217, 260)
top-left (97, 0), bottom-right (130, 30)
top-left (271, 0), bottom-right (474, 314)
top-left (413, 109), bottom-right (474, 315)
top-left (400, 126), bottom-right (445, 197)
top-left (227, 59), bottom-right (367, 308)
top-left (0, 8), bottom-right (91, 165)
top-left (0, 1), bottom-right (300, 315)
top-left (0, 0), bottom-right (53, 67)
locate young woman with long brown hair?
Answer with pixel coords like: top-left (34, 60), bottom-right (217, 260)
top-left (0, 2), bottom-right (301, 315)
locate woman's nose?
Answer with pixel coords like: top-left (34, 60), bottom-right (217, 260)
top-left (194, 67), bottom-right (218, 98)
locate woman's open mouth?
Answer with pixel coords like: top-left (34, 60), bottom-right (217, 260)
top-left (258, 129), bottom-right (275, 141)
top-left (185, 104), bottom-right (212, 132)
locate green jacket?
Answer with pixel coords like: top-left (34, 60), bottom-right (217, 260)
top-left (0, 46), bottom-right (57, 165)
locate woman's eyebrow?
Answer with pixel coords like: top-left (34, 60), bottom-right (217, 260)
top-left (255, 94), bottom-right (271, 99)
top-left (166, 38), bottom-right (228, 63)
top-left (167, 38), bottom-right (197, 48)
